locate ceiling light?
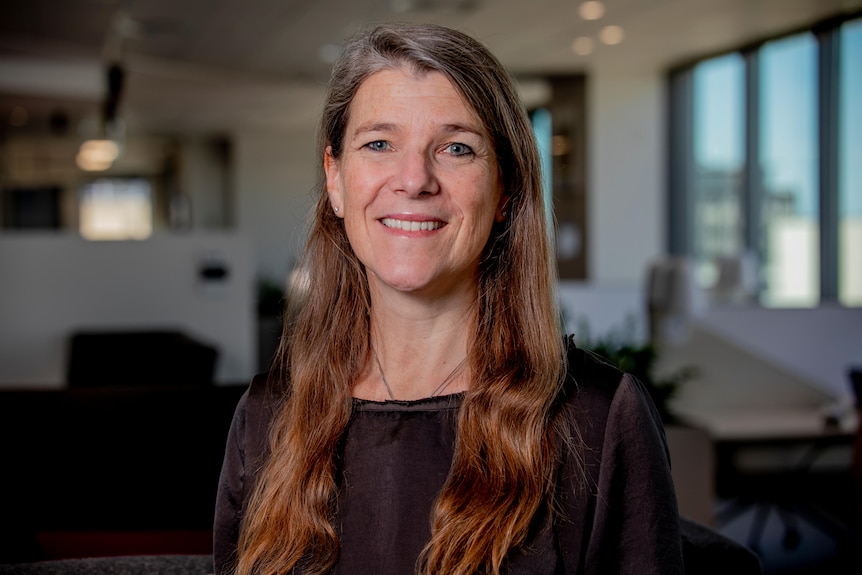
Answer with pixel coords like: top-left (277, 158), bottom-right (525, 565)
top-left (571, 37), bottom-right (594, 56)
top-left (600, 25), bottom-right (625, 45)
top-left (579, 1), bottom-right (605, 21)
top-left (76, 139), bottom-right (120, 172)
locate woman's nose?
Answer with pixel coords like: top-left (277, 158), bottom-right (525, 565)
top-left (393, 150), bottom-right (440, 198)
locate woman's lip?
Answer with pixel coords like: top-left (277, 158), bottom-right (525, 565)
top-left (380, 217), bottom-right (445, 232)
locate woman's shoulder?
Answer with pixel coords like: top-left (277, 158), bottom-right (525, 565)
top-left (557, 334), bottom-right (668, 453)
top-left (560, 334), bottom-right (627, 403)
top-left (236, 371), bottom-right (286, 463)
top-left (556, 335), bottom-right (664, 435)
top-left (246, 371), bottom-right (284, 410)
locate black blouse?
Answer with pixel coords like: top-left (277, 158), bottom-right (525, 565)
top-left (213, 340), bottom-right (684, 574)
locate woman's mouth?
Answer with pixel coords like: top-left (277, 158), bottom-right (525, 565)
top-left (380, 218), bottom-right (444, 232)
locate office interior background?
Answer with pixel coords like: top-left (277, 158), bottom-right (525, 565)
top-left (1, 0), bottom-right (861, 572)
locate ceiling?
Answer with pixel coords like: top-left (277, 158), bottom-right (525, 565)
top-left (0, 0), bottom-right (859, 139)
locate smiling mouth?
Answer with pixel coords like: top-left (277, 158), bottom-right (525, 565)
top-left (380, 218), bottom-right (444, 232)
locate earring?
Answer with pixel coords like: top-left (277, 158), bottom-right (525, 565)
top-left (334, 207), bottom-right (340, 213)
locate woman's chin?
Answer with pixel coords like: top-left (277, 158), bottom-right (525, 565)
top-left (369, 272), bottom-right (472, 300)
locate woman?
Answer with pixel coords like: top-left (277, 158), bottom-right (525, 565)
top-left (214, 22), bottom-right (683, 575)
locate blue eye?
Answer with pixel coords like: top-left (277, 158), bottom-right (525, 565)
top-left (365, 140), bottom-right (389, 152)
top-left (446, 143), bottom-right (474, 156)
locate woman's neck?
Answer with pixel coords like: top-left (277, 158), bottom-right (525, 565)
top-left (353, 288), bottom-right (475, 401)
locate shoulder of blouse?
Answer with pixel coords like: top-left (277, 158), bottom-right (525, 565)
top-left (556, 336), bottom-right (669, 456)
top-left (241, 371), bottom-right (284, 469)
top-left (559, 334), bottom-right (627, 406)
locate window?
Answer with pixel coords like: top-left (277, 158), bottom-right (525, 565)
top-left (840, 18), bottom-right (862, 306)
top-left (669, 16), bottom-right (861, 308)
top-left (691, 54), bottom-right (745, 288)
top-left (758, 33), bottom-right (818, 307)
top-left (79, 178), bottom-right (153, 241)
top-left (531, 107), bottom-right (555, 236)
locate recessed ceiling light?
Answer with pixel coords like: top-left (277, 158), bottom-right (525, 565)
top-left (600, 25), bottom-right (625, 45)
top-left (579, 1), bottom-right (605, 21)
top-left (571, 37), bottom-right (594, 56)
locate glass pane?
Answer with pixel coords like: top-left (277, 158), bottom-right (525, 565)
top-left (758, 33), bottom-right (819, 307)
top-left (531, 107), bottom-right (554, 236)
top-left (840, 18), bottom-right (862, 306)
top-left (692, 54), bottom-right (745, 290)
top-left (79, 178), bottom-right (153, 241)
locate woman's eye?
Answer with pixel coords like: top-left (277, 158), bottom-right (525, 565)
top-left (364, 140), bottom-right (390, 152)
top-left (445, 143), bottom-right (474, 157)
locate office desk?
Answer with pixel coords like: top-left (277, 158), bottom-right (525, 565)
top-left (676, 406), bottom-right (856, 495)
top-left (677, 406), bottom-right (859, 562)
top-left (682, 408), bottom-right (855, 440)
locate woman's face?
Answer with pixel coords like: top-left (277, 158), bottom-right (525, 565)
top-left (325, 67), bottom-right (506, 300)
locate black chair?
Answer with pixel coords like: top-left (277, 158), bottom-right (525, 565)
top-left (66, 330), bottom-right (218, 388)
top-left (681, 516), bottom-right (762, 574)
top-left (712, 367), bottom-right (862, 572)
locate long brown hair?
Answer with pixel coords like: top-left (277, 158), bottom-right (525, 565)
top-left (236, 22), bottom-right (569, 575)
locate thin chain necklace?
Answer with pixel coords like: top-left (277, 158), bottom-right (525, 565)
top-left (370, 345), bottom-right (468, 400)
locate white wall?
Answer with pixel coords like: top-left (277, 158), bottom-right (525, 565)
top-left (234, 130), bottom-right (318, 286)
top-left (589, 70), bottom-right (665, 286)
top-left (0, 233), bottom-right (255, 387)
top-left (181, 137), bottom-right (230, 229)
top-left (552, 70), bottom-right (664, 348)
top-left (558, 281), bottom-right (646, 344)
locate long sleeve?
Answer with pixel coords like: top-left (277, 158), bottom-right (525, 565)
top-left (585, 374), bottom-right (684, 574)
top-left (213, 389), bottom-right (249, 575)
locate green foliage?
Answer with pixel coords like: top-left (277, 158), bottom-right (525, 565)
top-left (575, 316), bottom-right (695, 424)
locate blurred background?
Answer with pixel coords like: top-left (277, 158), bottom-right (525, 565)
top-left (0, 0), bottom-right (860, 572)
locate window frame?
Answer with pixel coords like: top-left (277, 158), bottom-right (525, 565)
top-left (668, 12), bottom-right (860, 307)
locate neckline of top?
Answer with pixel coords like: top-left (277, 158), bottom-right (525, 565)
top-left (352, 391), bottom-right (465, 411)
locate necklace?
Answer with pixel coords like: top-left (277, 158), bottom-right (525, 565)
top-left (370, 345), bottom-right (468, 400)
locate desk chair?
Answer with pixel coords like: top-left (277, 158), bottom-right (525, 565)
top-left (713, 368), bottom-right (862, 572)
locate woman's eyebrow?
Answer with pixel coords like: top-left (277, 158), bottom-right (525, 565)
top-left (351, 122), bottom-right (398, 137)
top-left (439, 123), bottom-right (483, 137)
top-left (350, 122), bottom-right (484, 138)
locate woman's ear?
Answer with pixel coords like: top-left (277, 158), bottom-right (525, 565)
top-left (324, 146), bottom-right (344, 218)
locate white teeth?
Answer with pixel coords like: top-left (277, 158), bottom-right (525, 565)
top-left (381, 218), bottom-right (443, 231)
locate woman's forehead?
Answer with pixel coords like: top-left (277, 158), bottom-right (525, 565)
top-left (346, 68), bottom-right (488, 137)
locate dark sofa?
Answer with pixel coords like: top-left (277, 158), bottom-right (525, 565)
top-left (0, 555), bottom-right (213, 575)
top-left (0, 383), bottom-right (247, 564)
